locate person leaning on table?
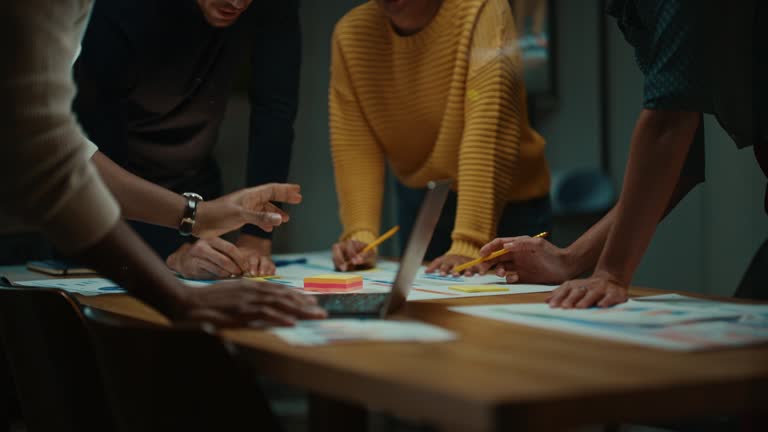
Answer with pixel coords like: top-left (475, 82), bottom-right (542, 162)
top-left (0, 0), bottom-right (326, 326)
top-left (328, 0), bottom-right (551, 274)
top-left (73, 0), bottom-right (302, 279)
top-left (476, 0), bottom-right (766, 308)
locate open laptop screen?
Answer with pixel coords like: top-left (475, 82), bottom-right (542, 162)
top-left (381, 179), bottom-right (452, 316)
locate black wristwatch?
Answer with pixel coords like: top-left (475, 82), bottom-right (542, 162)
top-left (178, 192), bottom-right (203, 236)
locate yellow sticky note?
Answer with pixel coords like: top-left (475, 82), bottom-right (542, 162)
top-left (355, 267), bottom-right (380, 273)
top-left (449, 285), bottom-right (509, 293)
top-left (244, 275), bottom-right (280, 281)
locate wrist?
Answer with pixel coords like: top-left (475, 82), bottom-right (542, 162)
top-left (179, 192), bottom-right (203, 237)
top-left (561, 244), bottom-right (581, 279)
top-left (192, 201), bottom-right (210, 237)
top-left (193, 200), bottom-right (241, 238)
top-left (563, 238), bottom-right (600, 279)
top-left (236, 234), bottom-right (272, 255)
top-left (345, 230), bottom-right (378, 246)
top-left (592, 263), bottom-right (632, 286)
top-left (446, 239), bottom-right (481, 259)
top-left (164, 285), bottom-right (200, 322)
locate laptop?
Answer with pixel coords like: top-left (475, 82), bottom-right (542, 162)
top-left (316, 179), bottom-right (452, 318)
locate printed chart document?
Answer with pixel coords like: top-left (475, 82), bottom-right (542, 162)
top-left (452, 295), bottom-right (768, 351)
top-left (271, 319), bottom-right (456, 346)
top-left (472, 301), bottom-right (745, 325)
top-left (257, 251), bottom-right (556, 301)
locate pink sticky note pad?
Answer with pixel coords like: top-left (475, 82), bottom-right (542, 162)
top-left (304, 274), bottom-right (363, 292)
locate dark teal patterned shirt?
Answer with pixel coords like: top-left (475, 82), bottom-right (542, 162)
top-left (608, 0), bottom-right (713, 112)
top-left (608, 0), bottom-right (766, 203)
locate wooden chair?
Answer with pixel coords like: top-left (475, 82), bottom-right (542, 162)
top-left (0, 286), bottom-right (115, 432)
top-left (82, 307), bottom-right (282, 432)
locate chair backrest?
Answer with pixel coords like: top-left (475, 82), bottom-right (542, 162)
top-left (82, 307), bottom-right (281, 432)
top-left (0, 286), bottom-right (114, 432)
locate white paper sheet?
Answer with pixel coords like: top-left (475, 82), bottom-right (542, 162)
top-left (633, 294), bottom-right (768, 320)
top-left (13, 277), bottom-right (215, 296)
top-left (14, 278), bottom-right (126, 295)
top-left (271, 319), bottom-right (456, 346)
top-left (7, 251), bottom-right (557, 300)
top-left (451, 297), bottom-right (768, 351)
top-left (464, 300), bottom-right (745, 325)
top-left (268, 253), bottom-right (556, 300)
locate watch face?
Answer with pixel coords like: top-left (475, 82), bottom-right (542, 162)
top-left (183, 192), bottom-right (204, 201)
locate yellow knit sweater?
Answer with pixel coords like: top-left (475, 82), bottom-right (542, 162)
top-left (329, 0), bottom-right (550, 258)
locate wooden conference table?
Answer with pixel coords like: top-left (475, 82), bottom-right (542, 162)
top-left (4, 266), bottom-right (768, 431)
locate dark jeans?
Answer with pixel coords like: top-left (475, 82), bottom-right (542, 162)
top-left (396, 183), bottom-right (552, 260)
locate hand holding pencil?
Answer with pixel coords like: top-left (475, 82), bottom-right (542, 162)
top-left (332, 226), bottom-right (399, 272)
top-left (453, 232), bottom-right (549, 274)
top-left (473, 232), bottom-right (573, 285)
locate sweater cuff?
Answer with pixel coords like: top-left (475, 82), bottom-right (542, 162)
top-left (42, 172), bottom-right (121, 254)
top-left (344, 230), bottom-right (378, 246)
top-left (446, 239), bottom-right (481, 259)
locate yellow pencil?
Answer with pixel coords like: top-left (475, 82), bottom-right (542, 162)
top-left (360, 225), bottom-right (400, 255)
top-left (452, 231), bottom-right (549, 274)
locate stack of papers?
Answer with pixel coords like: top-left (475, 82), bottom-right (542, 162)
top-left (271, 319), bottom-right (456, 346)
top-left (452, 294), bottom-right (768, 351)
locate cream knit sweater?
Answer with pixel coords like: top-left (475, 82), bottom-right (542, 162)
top-left (0, 0), bottom-right (119, 253)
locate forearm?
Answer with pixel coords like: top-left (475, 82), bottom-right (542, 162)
top-left (453, 61), bottom-right (522, 256)
top-left (562, 206), bottom-right (617, 278)
top-left (329, 116), bottom-right (385, 243)
top-left (452, 127), bottom-right (513, 257)
top-left (563, 176), bottom-right (702, 279)
top-left (73, 220), bottom-right (190, 319)
top-left (92, 152), bottom-right (185, 230)
top-left (595, 110), bottom-right (700, 284)
top-left (331, 139), bottom-right (384, 243)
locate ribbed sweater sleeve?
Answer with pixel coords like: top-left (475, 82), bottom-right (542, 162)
top-left (329, 29), bottom-right (385, 245)
top-left (448, 0), bottom-right (524, 258)
top-left (0, 0), bottom-right (120, 253)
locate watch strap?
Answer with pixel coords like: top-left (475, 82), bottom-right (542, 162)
top-left (179, 192), bottom-right (203, 236)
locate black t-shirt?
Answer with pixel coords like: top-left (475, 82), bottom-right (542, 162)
top-left (73, 0), bottom-right (301, 236)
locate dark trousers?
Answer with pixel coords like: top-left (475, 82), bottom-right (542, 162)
top-left (396, 183), bottom-right (552, 260)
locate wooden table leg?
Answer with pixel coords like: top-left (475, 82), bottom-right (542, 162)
top-left (308, 393), bottom-right (368, 432)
